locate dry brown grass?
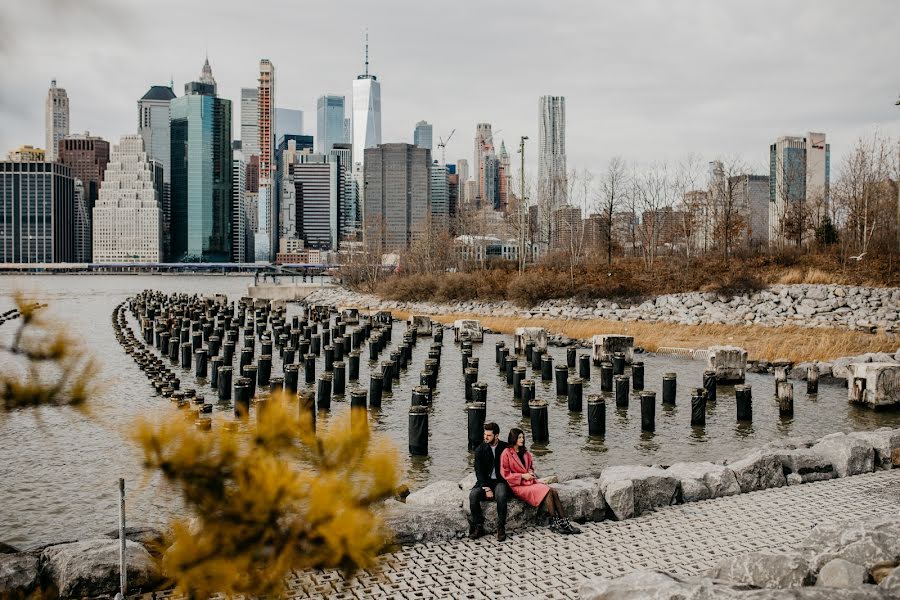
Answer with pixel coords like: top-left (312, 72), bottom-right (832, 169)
top-left (776, 267), bottom-right (847, 286)
top-left (386, 309), bottom-right (896, 363)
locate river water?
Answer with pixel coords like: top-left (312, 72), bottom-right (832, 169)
top-left (1, 274), bottom-right (898, 548)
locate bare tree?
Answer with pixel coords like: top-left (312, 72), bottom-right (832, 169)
top-left (597, 156), bottom-right (628, 267)
top-left (634, 162), bottom-right (679, 270)
top-left (671, 153), bottom-right (706, 261)
top-left (708, 155), bottom-right (749, 264)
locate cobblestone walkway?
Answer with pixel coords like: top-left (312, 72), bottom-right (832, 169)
top-left (283, 470), bottom-right (900, 600)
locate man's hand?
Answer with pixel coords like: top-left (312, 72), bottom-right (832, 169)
top-left (484, 487), bottom-right (494, 499)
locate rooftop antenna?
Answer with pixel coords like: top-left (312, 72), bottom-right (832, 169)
top-left (364, 29), bottom-right (369, 77)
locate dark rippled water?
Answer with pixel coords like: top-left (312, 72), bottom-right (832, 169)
top-left (1, 274), bottom-right (898, 548)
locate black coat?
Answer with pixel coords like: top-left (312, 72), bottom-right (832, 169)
top-left (473, 440), bottom-right (509, 488)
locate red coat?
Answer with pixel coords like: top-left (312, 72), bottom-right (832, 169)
top-left (499, 447), bottom-right (552, 507)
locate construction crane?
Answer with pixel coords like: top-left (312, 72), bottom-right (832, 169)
top-left (437, 128), bottom-right (455, 165)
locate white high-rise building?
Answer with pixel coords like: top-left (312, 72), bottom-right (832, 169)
top-left (92, 135), bottom-right (162, 262)
top-left (430, 161), bottom-right (449, 231)
top-left (232, 149), bottom-right (247, 262)
top-left (352, 35), bottom-right (382, 172)
top-left (769, 132), bottom-right (830, 246)
top-left (474, 124), bottom-right (493, 202)
top-left (414, 121), bottom-right (433, 152)
top-left (538, 95), bottom-right (567, 246)
top-left (45, 79), bottom-right (69, 162)
top-left (317, 95), bottom-right (346, 153)
top-left (73, 179), bottom-right (89, 262)
top-left (240, 88), bottom-right (259, 156)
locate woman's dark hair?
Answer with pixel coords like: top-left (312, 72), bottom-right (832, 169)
top-left (507, 428), bottom-right (525, 451)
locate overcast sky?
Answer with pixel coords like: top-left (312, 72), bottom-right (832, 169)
top-left (2, 0), bottom-right (899, 179)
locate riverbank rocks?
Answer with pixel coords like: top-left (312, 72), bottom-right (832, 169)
top-left (40, 539), bottom-right (159, 598)
top-left (382, 501), bottom-right (468, 545)
top-left (762, 439), bottom-right (837, 484)
top-left (816, 558), bottom-right (869, 588)
top-left (550, 478), bottom-right (605, 522)
top-left (405, 480), bottom-right (463, 509)
top-left (707, 552), bottom-right (814, 588)
top-left (0, 553), bottom-right (39, 599)
top-left (599, 466), bottom-right (679, 520)
top-left (799, 517), bottom-right (900, 573)
top-left (665, 462), bottom-right (741, 502)
top-left (848, 428), bottom-right (900, 469)
top-left (726, 450), bottom-right (787, 492)
top-left (811, 433), bottom-right (875, 478)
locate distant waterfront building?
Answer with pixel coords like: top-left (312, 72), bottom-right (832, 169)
top-left (240, 88), bottom-right (260, 157)
top-left (538, 95), bottom-right (567, 246)
top-left (59, 132), bottom-right (110, 262)
top-left (258, 59), bottom-right (276, 181)
top-left (550, 205), bottom-right (582, 250)
top-left (93, 135), bottom-right (163, 263)
top-left (769, 132), bottom-right (830, 246)
top-left (275, 107), bottom-right (303, 147)
top-left (352, 36), bottom-right (382, 175)
top-left (414, 121), bottom-right (433, 152)
top-left (317, 95), bottom-right (346, 153)
top-left (732, 174), bottom-right (770, 247)
top-left (0, 161), bottom-right (75, 262)
top-left (169, 58), bottom-right (233, 262)
top-left (430, 161), bottom-right (449, 231)
top-left (498, 141), bottom-right (510, 211)
top-left (448, 171), bottom-right (459, 228)
top-left (138, 85), bottom-right (175, 259)
top-left (45, 80), bottom-right (69, 162)
top-left (295, 155), bottom-right (340, 250)
top-left (463, 180), bottom-right (477, 207)
top-left (474, 123), bottom-right (493, 202)
top-left (329, 143), bottom-right (358, 240)
top-left (343, 117), bottom-right (352, 144)
top-left (232, 149), bottom-right (247, 262)
top-left (363, 143), bottom-right (430, 249)
top-left (457, 158), bottom-right (469, 199)
top-left (7, 146), bottom-right (46, 162)
top-left (483, 153), bottom-right (500, 210)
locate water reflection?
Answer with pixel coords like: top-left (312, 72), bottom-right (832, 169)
top-left (734, 422), bottom-right (755, 439)
top-left (689, 425), bottom-right (707, 442)
top-left (637, 430), bottom-right (660, 454)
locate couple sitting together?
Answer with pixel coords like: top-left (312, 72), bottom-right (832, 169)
top-left (469, 422), bottom-right (582, 541)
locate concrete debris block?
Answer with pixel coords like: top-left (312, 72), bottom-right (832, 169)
top-left (382, 500), bottom-right (468, 545)
top-left (591, 334), bottom-right (634, 364)
top-left (812, 433), bottom-right (876, 477)
top-left (599, 466), bottom-right (679, 520)
top-left (848, 363), bottom-right (900, 408)
top-left (41, 539), bottom-right (160, 599)
top-left (847, 428), bottom-right (900, 469)
top-left (816, 558), bottom-right (868, 588)
top-left (706, 346), bottom-right (747, 383)
top-left (0, 553), bottom-right (40, 600)
top-left (706, 552), bottom-right (813, 588)
top-left (550, 478), bottom-right (605, 522)
top-left (515, 327), bottom-right (548, 353)
top-left (405, 480), bottom-right (464, 509)
top-left (665, 462), bottom-right (741, 502)
top-left (727, 450), bottom-right (787, 493)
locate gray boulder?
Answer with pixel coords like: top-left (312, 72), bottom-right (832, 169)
top-left (848, 428), bottom-right (900, 469)
top-left (665, 462), bottom-right (741, 502)
top-left (769, 447), bottom-right (836, 483)
top-left (383, 500), bottom-right (468, 545)
top-left (727, 450), bottom-right (786, 493)
top-left (833, 355), bottom-right (870, 380)
top-left (880, 568), bottom-right (900, 595)
top-left (816, 558), bottom-right (868, 588)
top-left (0, 542), bottom-right (19, 554)
top-left (102, 526), bottom-right (165, 550)
top-left (40, 539), bottom-right (160, 598)
top-left (405, 480), bottom-right (464, 509)
top-left (0, 553), bottom-right (39, 599)
top-left (812, 433), bottom-right (875, 477)
top-left (599, 466), bottom-right (679, 520)
top-left (579, 570), bottom-right (747, 600)
top-left (551, 477), bottom-right (605, 522)
top-left (800, 518), bottom-right (900, 572)
top-left (458, 472), bottom-right (477, 490)
top-left (706, 552), bottom-right (813, 588)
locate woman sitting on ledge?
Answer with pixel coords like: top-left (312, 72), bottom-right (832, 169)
top-left (500, 428), bottom-right (581, 535)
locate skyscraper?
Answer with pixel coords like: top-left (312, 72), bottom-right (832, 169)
top-left (498, 141), bottom-right (510, 211)
top-left (92, 135), bottom-right (163, 263)
top-left (232, 149), bottom-right (247, 262)
top-left (414, 121), bottom-right (433, 152)
top-left (258, 59), bottom-right (276, 181)
top-left (363, 143), bottom-right (430, 249)
top-left (769, 132), bottom-right (830, 246)
top-left (474, 123), bottom-right (493, 202)
top-left (329, 143), bottom-right (358, 241)
top-left (58, 132), bottom-right (110, 262)
top-left (352, 34), bottom-right (382, 172)
top-left (138, 84), bottom-right (175, 259)
top-left (169, 58), bottom-right (233, 262)
top-left (295, 156), bottom-right (340, 250)
top-left (45, 80), bottom-right (70, 162)
top-left (430, 161), bottom-right (449, 231)
top-left (457, 158), bottom-right (469, 190)
top-left (274, 108), bottom-right (303, 147)
top-left (538, 95), bottom-right (567, 245)
top-left (317, 95), bottom-right (346, 154)
top-left (0, 161), bottom-right (75, 262)
top-left (240, 88), bottom-right (259, 156)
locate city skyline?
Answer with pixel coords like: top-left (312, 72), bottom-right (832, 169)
top-left (2, 1), bottom-right (899, 179)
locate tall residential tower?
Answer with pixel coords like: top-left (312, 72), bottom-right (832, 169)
top-left (45, 80), bottom-right (70, 162)
top-left (538, 95), bottom-right (567, 246)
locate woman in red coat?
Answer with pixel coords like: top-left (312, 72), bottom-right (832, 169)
top-left (499, 428), bottom-right (581, 535)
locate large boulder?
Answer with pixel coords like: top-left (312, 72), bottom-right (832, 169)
top-left (767, 447), bottom-right (836, 483)
top-left (102, 526), bottom-right (166, 551)
top-left (461, 493), bottom-right (540, 532)
top-left (880, 568), bottom-right (900, 596)
top-left (579, 570), bottom-right (747, 600)
top-left (799, 518), bottom-right (900, 572)
top-left (550, 477), bottom-right (605, 522)
top-left (706, 552), bottom-right (813, 588)
top-left (40, 539), bottom-right (160, 598)
top-left (665, 462), bottom-right (741, 502)
top-left (405, 480), bottom-right (464, 509)
top-left (816, 558), bottom-right (868, 588)
top-left (811, 433), bottom-right (875, 477)
top-left (0, 553), bottom-right (40, 600)
top-left (848, 428), bottom-right (900, 469)
top-left (382, 500), bottom-right (468, 545)
top-left (599, 466), bottom-right (679, 520)
top-left (726, 450), bottom-right (787, 493)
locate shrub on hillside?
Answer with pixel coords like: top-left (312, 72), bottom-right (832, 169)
top-left (507, 270), bottom-right (574, 306)
top-left (376, 274), bottom-right (439, 302)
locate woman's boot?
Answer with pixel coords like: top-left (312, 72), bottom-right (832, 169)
top-left (562, 517), bottom-right (582, 534)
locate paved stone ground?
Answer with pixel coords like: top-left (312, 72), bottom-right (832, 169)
top-left (144, 470), bottom-right (900, 600)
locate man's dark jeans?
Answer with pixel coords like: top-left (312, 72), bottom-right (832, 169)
top-left (469, 479), bottom-right (510, 528)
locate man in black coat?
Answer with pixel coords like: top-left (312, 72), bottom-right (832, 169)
top-left (469, 422), bottom-right (510, 541)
